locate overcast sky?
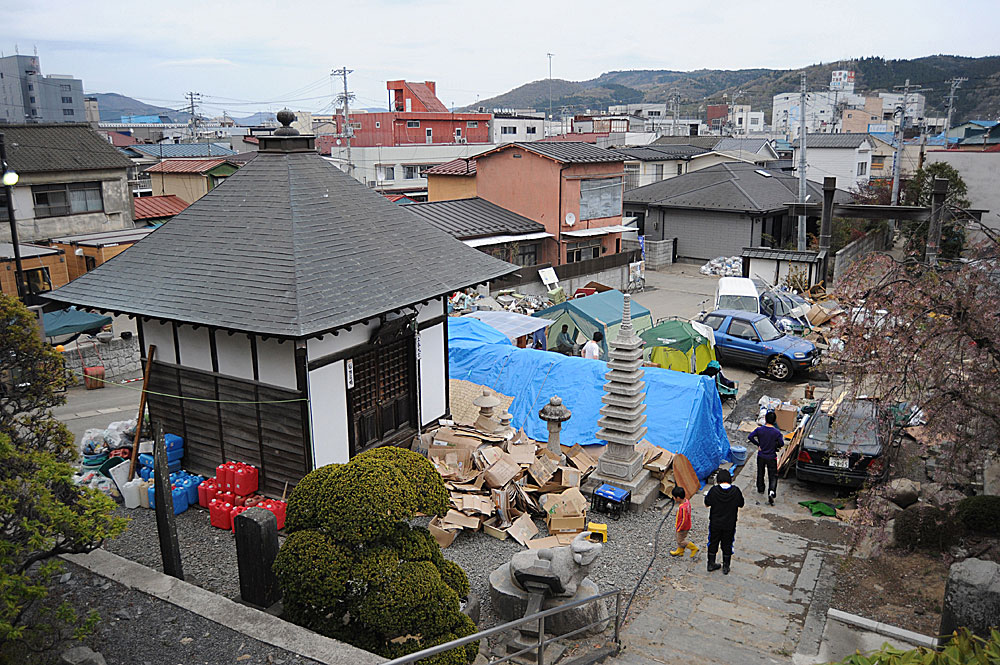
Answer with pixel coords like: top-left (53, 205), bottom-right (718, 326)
top-left (7, 0), bottom-right (999, 117)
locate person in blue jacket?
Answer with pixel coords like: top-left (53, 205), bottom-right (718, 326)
top-left (748, 410), bottom-right (784, 505)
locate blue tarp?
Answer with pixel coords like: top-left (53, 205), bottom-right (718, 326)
top-left (449, 317), bottom-right (732, 480)
top-left (42, 308), bottom-right (112, 338)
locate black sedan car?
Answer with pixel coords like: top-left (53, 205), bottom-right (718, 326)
top-left (795, 399), bottom-right (890, 488)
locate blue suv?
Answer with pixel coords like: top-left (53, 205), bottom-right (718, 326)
top-left (699, 309), bottom-right (818, 380)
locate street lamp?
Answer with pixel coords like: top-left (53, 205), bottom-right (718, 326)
top-left (0, 132), bottom-right (27, 300)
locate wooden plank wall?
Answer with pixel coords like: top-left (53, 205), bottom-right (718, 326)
top-left (146, 360), bottom-right (308, 497)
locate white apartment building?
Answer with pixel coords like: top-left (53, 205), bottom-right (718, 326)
top-left (491, 112), bottom-right (545, 143)
top-left (728, 105), bottom-right (766, 135)
top-left (324, 143), bottom-right (496, 196)
top-left (773, 89), bottom-right (928, 137)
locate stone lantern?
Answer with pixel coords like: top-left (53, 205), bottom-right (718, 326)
top-left (473, 388), bottom-right (502, 434)
top-left (539, 396), bottom-right (571, 457)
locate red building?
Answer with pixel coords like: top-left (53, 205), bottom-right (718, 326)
top-left (325, 80), bottom-right (491, 148)
top-left (707, 104), bottom-right (729, 131)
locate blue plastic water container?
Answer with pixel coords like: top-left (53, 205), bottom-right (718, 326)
top-left (147, 484), bottom-right (155, 509)
top-left (183, 476), bottom-right (202, 505)
top-left (171, 485), bottom-right (189, 514)
top-left (138, 453), bottom-right (155, 468)
top-left (730, 446), bottom-right (748, 466)
top-left (139, 466), bottom-right (152, 481)
top-left (164, 433), bottom-right (184, 451)
top-left (165, 447), bottom-right (184, 463)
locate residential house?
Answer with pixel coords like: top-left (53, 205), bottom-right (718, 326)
top-left (945, 120), bottom-right (998, 142)
top-left (48, 228), bottom-right (153, 280)
top-left (0, 124), bottom-right (134, 243)
top-left (866, 134), bottom-right (898, 181)
top-left (571, 114), bottom-right (644, 134)
top-left (841, 97), bottom-right (886, 134)
top-left (404, 197), bottom-right (553, 266)
top-left (616, 142), bottom-right (775, 190)
top-left (491, 112), bottom-right (545, 143)
top-left (145, 158), bottom-right (240, 204)
top-left (0, 243), bottom-right (70, 297)
top-left (132, 194), bottom-right (188, 224)
top-left (0, 54), bottom-right (85, 124)
top-left (425, 158), bottom-right (477, 201)
top-left (328, 80), bottom-right (491, 147)
top-left (792, 134), bottom-right (875, 188)
top-left (474, 142), bottom-right (628, 264)
top-left (927, 149), bottom-right (998, 236)
top-left (727, 105), bottom-right (766, 134)
top-left (624, 162), bottom-right (851, 265)
top-left (122, 142), bottom-right (238, 161)
top-left (712, 138), bottom-right (779, 163)
top-left (47, 113), bottom-right (516, 493)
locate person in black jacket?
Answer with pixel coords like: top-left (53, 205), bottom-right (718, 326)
top-left (704, 469), bottom-right (745, 575)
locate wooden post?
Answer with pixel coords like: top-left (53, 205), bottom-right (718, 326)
top-left (234, 507), bottom-right (282, 608)
top-left (819, 177), bottom-right (836, 282)
top-left (128, 344), bottom-right (156, 481)
top-left (153, 423), bottom-right (184, 580)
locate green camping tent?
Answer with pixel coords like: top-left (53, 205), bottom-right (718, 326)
top-left (640, 319), bottom-right (716, 373)
top-left (534, 289), bottom-right (653, 358)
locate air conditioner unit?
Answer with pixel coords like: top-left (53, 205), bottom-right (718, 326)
top-left (367, 181), bottom-right (377, 188)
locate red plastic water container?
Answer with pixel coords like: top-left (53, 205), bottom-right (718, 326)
top-left (260, 499), bottom-right (286, 530)
top-left (233, 464), bottom-right (258, 496)
top-left (198, 479), bottom-right (218, 508)
top-left (244, 494), bottom-right (263, 508)
top-left (230, 505), bottom-right (248, 532)
top-left (233, 494), bottom-right (246, 507)
top-left (209, 499), bottom-right (233, 529)
top-left (215, 490), bottom-right (235, 506)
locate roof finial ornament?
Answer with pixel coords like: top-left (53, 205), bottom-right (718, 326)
top-left (274, 109), bottom-right (300, 136)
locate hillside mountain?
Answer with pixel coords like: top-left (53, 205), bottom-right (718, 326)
top-left (90, 93), bottom-right (188, 122)
top-left (468, 55), bottom-right (1000, 124)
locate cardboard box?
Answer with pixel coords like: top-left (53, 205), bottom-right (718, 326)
top-left (546, 513), bottom-right (586, 534)
top-left (775, 404), bottom-right (798, 432)
top-left (484, 456), bottom-right (521, 488)
top-left (565, 444), bottom-right (597, 475)
top-left (506, 444), bottom-right (537, 465)
top-left (643, 451), bottom-right (674, 477)
top-left (526, 535), bottom-right (562, 550)
top-left (428, 517), bottom-right (459, 548)
top-left (508, 513), bottom-right (538, 547)
top-left (528, 455), bottom-right (559, 486)
top-left (442, 509), bottom-right (481, 531)
top-left (482, 516), bottom-right (509, 540)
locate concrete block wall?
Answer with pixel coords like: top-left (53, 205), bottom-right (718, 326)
top-left (832, 227), bottom-right (891, 283)
top-left (63, 336), bottom-right (141, 385)
top-left (492, 263), bottom-right (630, 300)
top-left (621, 238), bottom-right (674, 270)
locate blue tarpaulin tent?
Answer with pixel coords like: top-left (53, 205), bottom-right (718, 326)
top-left (42, 308), bottom-right (112, 338)
top-left (449, 317), bottom-right (731, 480)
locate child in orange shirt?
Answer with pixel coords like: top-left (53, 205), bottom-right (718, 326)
top-left (670, 486), bottom-right (699, 557)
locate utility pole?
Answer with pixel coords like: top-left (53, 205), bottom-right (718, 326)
top-left (547, 53), bottom-right (554, 137)
top-left (186, 92), bottom-right (201, 142)
top-left (332, 67), bottom-right (355, 176)
top-left (0, 133), bottom-right (26, 300)
top-left (797, 72), bottom-right (808, 251)
top-left (889, 79), bottom-right (932, 208)
top-left (943, 77), bottom-right (967, 146)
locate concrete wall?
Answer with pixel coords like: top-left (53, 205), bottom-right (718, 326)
top-left (622, 237), bottom-right (674, 269)
top-left (2, 168), bottom-right (134, 242)
top-left (490, 260), bottom-right (632, 299)
top-left (794, 145), bottom-right (872, 188)
top-left (427, 174), bottom-right (476, 201)
top-left (62, 336), bottom-right (141, 385)
top-left (151, 172), bottom-right (209, 205)
top-left (650, 208), bottom-right (758, 261)
top-left (927, 151), bottom-right (999, 236)
top-left (833, 226), bottom-right (891, 282)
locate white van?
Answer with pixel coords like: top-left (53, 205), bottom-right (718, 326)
top-left (714, 277), bottom-right (761, 314)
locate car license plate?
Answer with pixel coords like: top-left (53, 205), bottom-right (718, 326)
top-left (829, 457), bottom-right (849, 469)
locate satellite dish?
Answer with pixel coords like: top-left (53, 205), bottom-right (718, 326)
top-left (565, 212), bottom-right (576, 226)
top-left (336, 139), bottom-right (342, 146)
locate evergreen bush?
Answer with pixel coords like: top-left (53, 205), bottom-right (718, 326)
top-left (895, 504), bottom-right (962, 550)
top-left (274, 447), bottom-right (475, 663)
top-left (955, 495), bottom-right (1000, 535)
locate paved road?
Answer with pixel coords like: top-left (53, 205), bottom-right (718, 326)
top-left (632, 263), bottom-right (719, 321)
top-left (54, 382), bottom-right (141, 448)
top-left (610, 375), bottom-right (848, 665)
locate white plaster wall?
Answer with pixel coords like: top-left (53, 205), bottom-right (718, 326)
top-left (175, 324), bottom-right (213, 372)
top-left (142, 319), bottom-right (176, 362)
top-left (216, 333), bottom-right (254, 381)
top-left (306, 319), bottom-right (380, 359)
top-left (927, 152), bottom-right (1000, 233)
top-left (748, 258), bottom-right (780, 285)
top-left (255, 337), bottom-right (297, 390)
top-left (418, 323), bottom-right (446, 426)
top-left (416, 297), bottom-right (444, 323)
top-left (796, 146), bottom-right (872, 188)
top-left (308, 359), bottom-right (350, 466)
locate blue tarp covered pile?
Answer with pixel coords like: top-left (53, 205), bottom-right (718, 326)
top-left (42, 307), bottom-right (112, 338)
top-left (449, 317), bottom-right (732, 480)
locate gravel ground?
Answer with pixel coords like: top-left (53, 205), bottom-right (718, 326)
top-left (42, 562), bottom-right (320, 665)
top-left (102, 503), bottom-right (254, 600)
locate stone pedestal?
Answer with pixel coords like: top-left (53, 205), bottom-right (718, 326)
top-left (940, 558), bottom-right (1000, 639)
top-left (489, 564), bottom-right (609, 636)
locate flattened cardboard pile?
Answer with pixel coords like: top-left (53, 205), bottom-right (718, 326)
top-left (420, 422), bottom-right (600, 549)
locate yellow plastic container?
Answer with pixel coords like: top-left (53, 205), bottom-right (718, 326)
top-left (587, 522), bottom-right (608, 542)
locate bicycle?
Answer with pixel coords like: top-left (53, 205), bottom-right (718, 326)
top-left (626, 275), bottom-right (645, 293)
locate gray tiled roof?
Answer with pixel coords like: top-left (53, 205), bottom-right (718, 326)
top-left (791, 134), bottom-right (873, 149)
top-left (127, 143), bottom-right (237, 158)
top-left (499, 142), bottom-right (623, 163)
top-left (47, 149), bottom-right (517, 337)
top-left (403, 198), bottom-right (544, 240)
top-left (713, 138), bottom-right (772, 155)
top-left (0, 124), bottom-right (133, 173)
top-left (613, 145), bottom-right (707, 161)
top-left (652, 136), bottom-right (722, 150)
top-left (624, 162), bottom-right (851, 213)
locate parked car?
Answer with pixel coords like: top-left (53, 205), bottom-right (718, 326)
top-left (698, 309), bottom-right (818, 380)
top-left (795, 399), bottom-right (889, 488)
top-left (759, 290), bottom-right (811, 334)
top-left (714, 277), bottom-right (761, 314)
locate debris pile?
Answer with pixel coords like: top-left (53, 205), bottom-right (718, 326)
top-left (448, 289), bottom-right (553, 316)
top-left (699, 256), bottom-right (743, 277)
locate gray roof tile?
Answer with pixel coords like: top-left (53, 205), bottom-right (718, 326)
top-left (47, 149), bottom-right (517, 337)
top-left (485, 142), bottom-right (623, 163)
top-left (403, 198), bottom-right (544, 239)
top-left (791, 134), bottom-right (874, 149)
top-left (0, 123), bottom-right (133, 173)
top-left (613, 145), bottom-right (707, 161)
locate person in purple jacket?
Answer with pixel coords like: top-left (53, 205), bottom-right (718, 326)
top-left (748, 411), bottom-right (784, 505)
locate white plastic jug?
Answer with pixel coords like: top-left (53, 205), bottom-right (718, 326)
top-left (138, 479), bottom-right (151, 509)
top-left (123, 478), bottom-right (142, 509)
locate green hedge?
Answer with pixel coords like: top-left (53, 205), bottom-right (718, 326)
top-left (894, 505), bottom-right (963, 550)
top-left (274, 447), bottom-right (475, 663)
top-left (955, 496), bottom-right (1000, 535)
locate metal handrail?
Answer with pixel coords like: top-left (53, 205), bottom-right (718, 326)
top-left (382, 588), bottom-right (622, 665)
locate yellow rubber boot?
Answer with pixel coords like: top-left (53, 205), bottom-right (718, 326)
top-left (687, 542), bottom-right (700, 557)
top-left (669, 546), bottom-right (685, 556)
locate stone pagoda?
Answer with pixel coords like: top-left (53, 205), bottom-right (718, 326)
top-left (583, 293), bottom-right (659, 510)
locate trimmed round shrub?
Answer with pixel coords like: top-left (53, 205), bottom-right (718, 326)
top-left (285, 463), bottom-right (340, 533)
top-left (956, 495), bottom-right (1000, 535)
top-left (272, 530), bottom-right (353, 615)
top-left (895, 504), bottom-right (963, 550)
top-left (437, 558), bottom-right (470, 599)
top-left (362, 446), bottom-right (449, 517)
